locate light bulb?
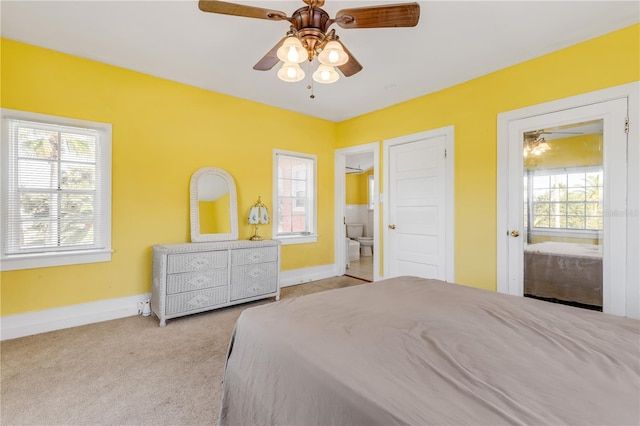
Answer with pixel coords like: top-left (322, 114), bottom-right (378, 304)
top-left (318, 41), bottom-right (349, 66)
top-left (287, 46), bottom-right (299, 63)
top-left (277, 62), bottom-right (305, 82)
top-left (277, 37), bottom-right (306, 64)
top-left (312, 64), bottom-right (339, 84)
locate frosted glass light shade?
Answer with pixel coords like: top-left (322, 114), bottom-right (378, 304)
top-left (277, 62), bottom-right (305, 82)
top-left (318, 41), bottom-right (348, 66)
top-left (312, 64), bottom-right (339, 84)
top-left (276, 37), bottom-right (307, 64)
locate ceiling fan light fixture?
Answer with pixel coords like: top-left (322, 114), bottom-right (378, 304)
top-left (276, 36), bottom-right (307, 64)
top-left (318, 40), bottom-right (348, 66)
top-left (277, 62), bottom-right (305, 82)
top-left (313, 64), bottom-right (340, 84)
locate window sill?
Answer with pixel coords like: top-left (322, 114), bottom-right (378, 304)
top-left (274, 234), bottom-right (318, 245)
top-left (1, 248), bottom-right (113, 271)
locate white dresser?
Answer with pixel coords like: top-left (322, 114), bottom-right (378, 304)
top-left (151, 239), bottom-right (280, 327)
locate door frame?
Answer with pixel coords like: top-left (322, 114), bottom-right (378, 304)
top-left (497, 82), bottom-right (640, 318)
top-left (383, 126), bottom-right (455, 282)
top-left (334, 142), bottom-right (380, 280)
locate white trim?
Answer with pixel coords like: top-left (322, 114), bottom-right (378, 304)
top-left (277, 234), bottom-right (318, 245)
top-left (497, 81), bottom-right (639, 318)
top-left (0, 292), bottom-right (151, 341)
top-left (382, 126), bottom-right (455, 282)
top-left (334, 142), bottom-right (381, 281)
top-left (1, 248), bottom-right (113, 271)
top-left (0, 108), bottom-right (112, 271)
top-left (1, 265), bottom-right (343, 340)
top-left (279, 264), bottom-right (337, 287)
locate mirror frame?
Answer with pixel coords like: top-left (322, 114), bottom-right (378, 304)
top-left (190, 167), bottom-right (239, 242)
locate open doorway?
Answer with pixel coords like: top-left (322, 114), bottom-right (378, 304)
top-left (334, 143), bottom-right (380, 282)
top-left (344, 152), bottom-right (375, 281)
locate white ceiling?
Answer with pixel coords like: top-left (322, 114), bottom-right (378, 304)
top-left (1, 1), bottom-right (638, 122)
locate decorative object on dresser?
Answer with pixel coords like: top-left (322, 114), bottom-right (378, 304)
top-left (190, 167), bottom-right (239, 242)
top-left (247, 196), bottom-right (269, 241)
top-left (151, 167), bottom-right (280, 326)
top-left (151, 239), bottom-right (281, 327)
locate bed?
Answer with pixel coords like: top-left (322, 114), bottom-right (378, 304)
top-left (218, 276), bottom-right (639, 426)
top-left (524, 242), bottom-right (602, 307)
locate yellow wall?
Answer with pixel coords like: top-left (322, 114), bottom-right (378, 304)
top-left (199, 193), bottom-right (231, 234)
top-left (336, 24), bottom-right (639, 291)
top-left (0, 39), bottom-right (335, 315)
top-left (1, 23), bottom-right (638, 315)
top-left (525, 134), bottom-right (602, 170)
top-left (345, 170), bottom-right (371, 205)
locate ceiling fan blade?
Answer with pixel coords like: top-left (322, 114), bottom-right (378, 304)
top-left (198, 0), bottom-right (288, 21)
top-left (336, 41), bottom-right (363, 77)
top-left (335, 2), bottom-right (420, 29)
top-left (253, 37), bottom-right (287, 71)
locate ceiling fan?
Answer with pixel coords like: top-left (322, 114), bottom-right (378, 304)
top-left (523, 129), bottom-right (584, 157)
top-left (198, 0), bottom-right (420, 84)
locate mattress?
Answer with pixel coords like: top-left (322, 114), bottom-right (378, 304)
top-left (524, 242), bottom-right (602, 306)
top-left (218, 276), bottom-right (639, 425)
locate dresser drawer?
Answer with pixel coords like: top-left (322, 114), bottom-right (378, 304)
top-left (231, 246), bottom-right (278, 266)
top-left (230, 279), bottom-right (277, 301)
top-left (167, 268), bottom-right (228, 294)
top-left (167, 251), bottom-right (228, 274)
top-left (231, 261), bottom-right (278, 285)
top-left (166, 287), bottom-right (228, 315)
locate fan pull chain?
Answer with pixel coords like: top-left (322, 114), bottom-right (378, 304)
top-left (306, 61), bottom-right (315, 99)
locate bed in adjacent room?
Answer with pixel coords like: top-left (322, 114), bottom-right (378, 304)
top-left (218, 276), bottom-right (639, 426)
top-left (524, 241), bottom-right (603, 308)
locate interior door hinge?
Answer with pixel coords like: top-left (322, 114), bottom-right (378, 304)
top-left (625, 117), bottom-right (630, 134)
top-left (444, 149), bottom-right (447, 159)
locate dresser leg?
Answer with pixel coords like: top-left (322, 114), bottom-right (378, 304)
top-left (159, 319), bottom-right (166, 327)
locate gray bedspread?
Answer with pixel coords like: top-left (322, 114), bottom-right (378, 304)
top-left (218, 277), bottom-right (640, 426)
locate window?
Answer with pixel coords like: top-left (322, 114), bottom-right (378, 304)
top-left (1, 109), bottom-right (112, 271)
top-left (524, 166), bottom-right (603, 233)
top-left (273, 150), bottom-right (317, 245)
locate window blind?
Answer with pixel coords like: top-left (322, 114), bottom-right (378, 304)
top-left (5, 118), bottom-right (104, 255)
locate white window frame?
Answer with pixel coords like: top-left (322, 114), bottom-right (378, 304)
top-left (526, 165), bottom-right (604, 239)
top-left (1, 109), bottom-right (112, 271)
top-left (272, 149), bottom-right (318, 245)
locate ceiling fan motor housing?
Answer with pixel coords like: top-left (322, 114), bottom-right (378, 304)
top-left (290, 6), bottom-right (332, 60)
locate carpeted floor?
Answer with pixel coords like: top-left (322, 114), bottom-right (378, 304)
top-left (1, 276), bottom-right (366, 426)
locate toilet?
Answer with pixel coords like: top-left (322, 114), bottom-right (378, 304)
top-left (346, 223), bottom-right (373, 258)
top-left (358, 237), bottom-right (374, 257)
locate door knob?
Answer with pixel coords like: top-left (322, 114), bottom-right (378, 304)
top-left (511, 230), bottom-right (520, 237)
top-left (389, 224), bottom-right (396, 230)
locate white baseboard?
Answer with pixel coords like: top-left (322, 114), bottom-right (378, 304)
top-left (280, 264), bottom-right (338, 287)
top-left (1, 265), bottom-right (339, 341)
top-left (0, 293), bottom-right (151, 341)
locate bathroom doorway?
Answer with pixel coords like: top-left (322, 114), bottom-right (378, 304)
top-left (334, 143), bottom-right (380, 281)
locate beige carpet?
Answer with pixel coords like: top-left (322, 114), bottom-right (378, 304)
top-left (1, 276), bottom-right (366, 426)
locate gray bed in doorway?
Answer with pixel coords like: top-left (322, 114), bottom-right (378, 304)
top-left (218, 276), bottom-right (639, 426)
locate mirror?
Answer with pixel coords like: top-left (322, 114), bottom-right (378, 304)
top-left (190, 167), bottom-right (238, 242)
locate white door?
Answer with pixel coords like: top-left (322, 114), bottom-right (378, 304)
top-left (386, 133), bottom-right (449, 279)
top-left (506, 98), bottom-right (628, 315)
